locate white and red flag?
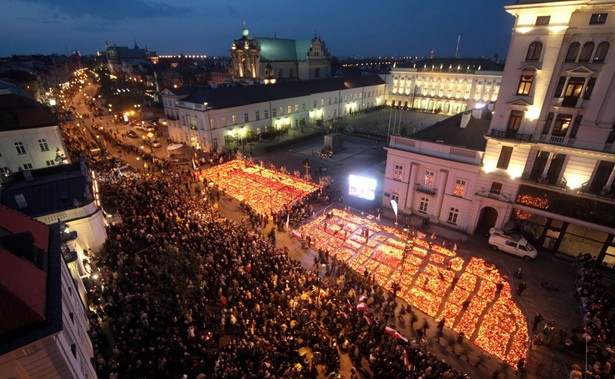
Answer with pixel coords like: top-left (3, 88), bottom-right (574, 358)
top-left (385, 326), bottom-right (408, 343)
top-left (357, 302), bottom-right (368, 312)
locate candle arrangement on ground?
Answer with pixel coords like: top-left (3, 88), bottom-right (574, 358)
top-left (200, 160), bottom-right (320, 215)
top-left (296, 208), bottom-right (530, 366)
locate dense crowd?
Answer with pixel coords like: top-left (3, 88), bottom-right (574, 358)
top-left (86, 168), bottom-right (471, 379)
top-left (572, 254), bottom-right (615, 377)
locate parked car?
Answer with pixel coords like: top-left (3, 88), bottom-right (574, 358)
top-left (488, 228), bottom-right (537, 260)
top-left (127, 130), bottom-right (139, 139)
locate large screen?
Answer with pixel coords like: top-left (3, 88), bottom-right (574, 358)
top-left (348, 174), bottom-right (377, 201)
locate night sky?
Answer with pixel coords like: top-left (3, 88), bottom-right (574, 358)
top-left (1, 0), bottom-right (515, 59)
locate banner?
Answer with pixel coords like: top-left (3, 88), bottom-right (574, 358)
top-left (390, 199), bottom-right (398, 218)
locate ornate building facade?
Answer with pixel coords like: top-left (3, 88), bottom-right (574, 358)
top-left (229, 24), bottom-right (331, 82)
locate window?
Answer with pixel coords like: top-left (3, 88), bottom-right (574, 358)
top-left (278, 69), bottom-right (283, 78)
top-left (447, 207), bottom-right (460, 224)
top-left (579, 42), bottom-right (595, 62)
top-left (315, 68), bottom-right (320, 78)
top-left (23, 163), bottom-right (33, 170)
top-left (419, 197), bottom-right (429, 213)
top-left (565, 42), bottom-right (580, 62)
top-left (71, 344), bottom-right (77, 358)
top-left (552, 114), bottom-right (572, 136)
top-left (70, 312), bottom-right (74, 323)
top-left (244, 113), bottom-right (249, 123)
top-left (264, 109), bottom-right (269, 119)
top-left (554, 76), bottom-right (566, 97)
top-left (391, 191), bottom-right (399, 203)
top-left (583, 78), bottom-right (596, 99)
top-left (490, 182), bottom-right (502, 195)
top-left (536, 16), bottom-right (550, 25)
top-left (565, 77), bottom-right (584, 98)
top-left (287, 105), bottom-right (292, 114)
top-left (496, 146), bottom-right (513, 169)
top-left (516, 75), bottom-right (534, 95)
top-left (594, 42), bottom-right (609, 63)
top-left (394, 164), bottom-right (403, 180)
top-left (279, 106), bottom-right (284, 115)
top-left (38, 139), bottom-right (49, 151)
top-left (272, 108), bottom-right (277, 117)
top-left (294, 104), bottom-right (299, 112)
top-left (526, 41), bottom-right (542, 61)
top-left (15, 142), bottom-right (26, 155)
top-left (255, 111), bottom-right (260, 120)
top-left (221, 116), bottom-right (227, 127)
top-left (313, 100), bottom-right (317, 108)
top-left (453, 179), bottom-right (466, 197)
top-left (590, 13), bottom-right (608, 25)
top-left (423, 170), bottom-right (435, 187)
top-left (507, 110), bottom-right (524, 133)
top-left (46, 160), bottom-right (55, 166)
top-left (231, 115), bottom-right (237, 125)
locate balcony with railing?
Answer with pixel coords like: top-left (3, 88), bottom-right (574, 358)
top-left (521, 174), bottom-right (568, 190)
top-left (538, 134), bottom-right (577, 147)
top-left (415, 183), bottom-right (437, 195)
top-left (554, 96), bottom-right (583, 109)
top-left (488, 129), bottom-right (533, 142)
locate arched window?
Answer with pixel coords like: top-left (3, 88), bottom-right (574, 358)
top-left (579, 42), bottom-right (595, 62)
top-left (565, 42), bottom-right (580, 62)
top-left (593, 42), bottom-right (610, 63)
top-left (526, 41), bottom-right (543, 61)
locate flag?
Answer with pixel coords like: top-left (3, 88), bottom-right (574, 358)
top-left (286, 213), bottom-right (290, 230)
top-left (363, 315), bottom-right (372, 324)
top-left (385, 326), bottom-right (408, 343)
top-left (453, 243), bottom-right (458, 251)
top-left (359, 295), bottom-right (368, 302)
top-left (340, 311), bottom-right (348, 319)
top-left (357, 302), bottom-right (368, 312)
top-left (403, 351), bottom-right (411, 368)
top-left (291, 230), bottom-right (302, 239)
top-left (319, 288), bottom-right (328, 298)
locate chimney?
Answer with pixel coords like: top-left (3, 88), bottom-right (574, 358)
top-left (460, 112), bottom-right (472, 129)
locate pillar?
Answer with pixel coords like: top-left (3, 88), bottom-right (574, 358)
top-left (434, 169), bottom-right (449, 220)
top-left (405, 163), bottom-right (419, 210)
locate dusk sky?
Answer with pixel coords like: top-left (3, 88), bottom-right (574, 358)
top-left (1, 0), bottom-right (515, 59)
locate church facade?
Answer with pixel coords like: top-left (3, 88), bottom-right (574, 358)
top-left (229, 24), bottom-right (331, 82)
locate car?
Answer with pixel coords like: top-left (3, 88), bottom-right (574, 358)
top-left (488, 228), bottom-right (537, 260)
top-left (127, 130), bottom-right (139, 139)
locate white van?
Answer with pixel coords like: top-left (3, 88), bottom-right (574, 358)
top-left (488, 228), bottom-right (537, 260)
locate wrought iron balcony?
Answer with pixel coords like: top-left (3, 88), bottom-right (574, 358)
top-left (415, 184), bottom-right (437, 195)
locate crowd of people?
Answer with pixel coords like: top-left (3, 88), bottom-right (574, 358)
top-left (84, 166), bottom-right (474, 379)
top-left (573, 254), bottom-right (615, 377)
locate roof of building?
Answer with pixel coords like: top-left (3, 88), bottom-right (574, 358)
top-left (0, 92), bottom-right (57, 132)
top-left (0, 79), bottom-right (30, 98)
top-left (398, 57), bottom-right (504, 72)
top-left (0, 160), bottom-right (93, 218)
top-left (168, 75), bottom-right (385, 110)
top-left (0, 205), bottom-right (63, 353)
top-left (410, 108), bottom-right (492, 151)
top-left (256, 37), bottom-right (312, 62)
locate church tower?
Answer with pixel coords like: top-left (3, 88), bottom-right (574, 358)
top-left (230, 23), bottom-right (261, 81)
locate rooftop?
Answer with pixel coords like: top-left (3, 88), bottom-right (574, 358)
top-left (0, 160), bottom-right (93, 218)
top-left (0, 92), bottom-right (57, 132)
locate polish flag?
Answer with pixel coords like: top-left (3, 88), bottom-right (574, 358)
top-left (340, 311), bottom-right (348, 319)
top-left (357, 302), bottom-right (368, 312)
top-left (359, 295), bottom-right (368, 302)
top-left (385, 326), bottom-right (408, 343)
top-left (363, 315), bottom-right (372, 325)
top-left (403, 351), bottom-right (411, 367)
top-left (291, 230), bottom-right (302, 239)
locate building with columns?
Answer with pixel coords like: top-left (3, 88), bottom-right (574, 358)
top-left (481, 0), bottom-right (615, 265)
top-left (383, 0), bottom-right (615, 266)
top-left (229, 24), bottom-right (331, 82)
top-left (383, 58), bottom-right (504, 115)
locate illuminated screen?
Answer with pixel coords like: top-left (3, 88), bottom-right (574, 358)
top-left (348, 174), bottom-right (377, 200)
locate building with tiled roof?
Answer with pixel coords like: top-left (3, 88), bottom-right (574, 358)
top-left (0, 205), bottom-right (96, 378)
top-left (229, 24), bottom-right (331, 82)
top-left (384, 57), bottom-right (504, 116)
top-left (0, 88), bottom-right (69, 173)
top-left (160, 75), bottom-right (386, 151)
top-left (104, 40), bottom-right (158, 75)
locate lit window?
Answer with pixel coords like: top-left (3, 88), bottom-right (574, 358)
top-left (490, 182), bottom-right (502, 195)
top-left (231, 115), bottom-right (237, 125)
top-left (419, 197), bottom-right (429, 213)
top-left (516, 75), bottom-right (534, 96)
top-left (535, 16), bottom-right (550, 25)
top-left (423, 170), bottom-right (435, 187)
top-left (287, 105), bottom-right (292, 114)
top-left (394, 164), bottom-right (403, 180)
top-left (294, 104), bottom-right (299, 112)
top-left (447, 208), bottom-right (459, 224)
top-left (453, 179), bottom-right (466, 197)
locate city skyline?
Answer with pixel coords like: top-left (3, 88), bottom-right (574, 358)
top-left (1, 0), bottom-right (514, 58)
